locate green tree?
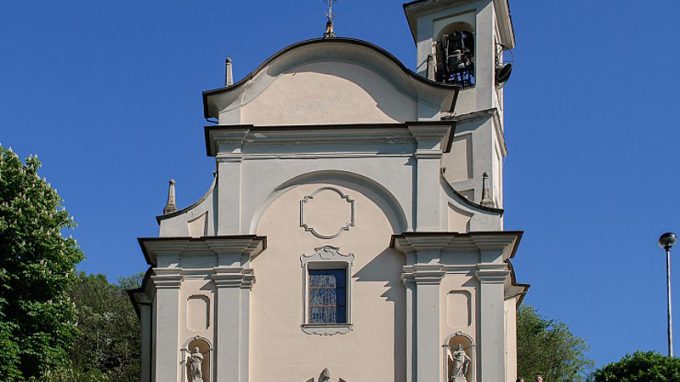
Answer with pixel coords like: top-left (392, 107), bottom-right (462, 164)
top-left (591, 351), bottom-right (680, 381)
top-left (69, 273), bottom-right (143, 382)
top-left (0, 146), bottom-right (84, 381)
top-left (517, 305), bottom-right (593, 381)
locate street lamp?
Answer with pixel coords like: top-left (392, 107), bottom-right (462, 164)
top-left (659, 232), bottom-right (677, 357)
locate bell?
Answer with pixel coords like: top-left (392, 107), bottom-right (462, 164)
top-left (447, 50), bottom-right (465, 71)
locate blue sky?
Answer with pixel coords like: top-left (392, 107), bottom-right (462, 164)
top-left (2, 0), bottom-right (679, 369)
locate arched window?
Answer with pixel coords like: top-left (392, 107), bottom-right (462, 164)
top-left (435, 23), bottom-right (475, 87)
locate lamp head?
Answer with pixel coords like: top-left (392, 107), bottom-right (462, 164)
top-left (659, 232), bottom-right (677, 251)
top-left (496, 63), bottom-right (513, 87)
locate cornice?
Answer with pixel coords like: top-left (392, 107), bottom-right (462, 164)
top-left (391, 231), bottom-right (521, 261)
top-left (204, 121), bottom-right (455, 157)
top-left (138, 235), bottom-right (267, 267)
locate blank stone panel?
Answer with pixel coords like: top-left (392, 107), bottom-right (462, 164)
top-left (444, 135), bottom-right (473, 182)
top-left (187, 295), bottom-right (210, 331)
top-left (447, 291), bottom-right (471, 328)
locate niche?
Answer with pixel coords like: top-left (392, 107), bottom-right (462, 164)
top-left (183, 337), bottom-right (212, 382)
top-left (444, 331), bottom-right (476, 382)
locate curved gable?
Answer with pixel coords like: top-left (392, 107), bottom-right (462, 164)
top-left (204, 38), bottom-right (458, 126)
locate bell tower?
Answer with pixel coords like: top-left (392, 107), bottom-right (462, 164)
top-left (405, 0), bottom-right (515, 210)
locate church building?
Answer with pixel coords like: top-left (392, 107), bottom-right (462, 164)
top-left (129, 0), bottom-right (528, 381)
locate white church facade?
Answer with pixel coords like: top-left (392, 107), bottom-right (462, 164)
top-left (129, 0), bottom-right (528, 381)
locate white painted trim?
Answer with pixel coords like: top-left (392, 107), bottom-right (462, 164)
top-left (300, 246), bottom-right (355, 335)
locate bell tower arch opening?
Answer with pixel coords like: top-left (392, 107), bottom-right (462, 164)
top-left (435, 22), bottom-right (476, 87)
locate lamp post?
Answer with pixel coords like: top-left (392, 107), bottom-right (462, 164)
top-left (659, 232), bottom-right (677, 357)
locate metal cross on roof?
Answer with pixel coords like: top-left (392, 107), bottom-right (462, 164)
top-left (323, 0), bottom-right (337, 38)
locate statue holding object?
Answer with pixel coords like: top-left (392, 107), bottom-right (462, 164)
top-left (448, 344), bottom-right (471, 382)
top-left (188, 347), bottom-right (204, 382)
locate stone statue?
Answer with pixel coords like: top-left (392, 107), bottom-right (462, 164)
top-left (449, 344), bottom-right (471, 382)
top-left (188, 347), bottom-right (204, 382)
top-left (319, 368), bottom-right (331, 382)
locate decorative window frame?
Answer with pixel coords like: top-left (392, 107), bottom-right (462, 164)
top-left (300, 246), bottom-right (354, 335)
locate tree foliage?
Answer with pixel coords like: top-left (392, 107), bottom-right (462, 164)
top-left (591, 351), bottom-right (680, 382)
top-left (0, 146), bottom-right (84, 381)
top-left (68, 273), bottom-right (143, 382)
top-left (517, 305), bottom-right (593, 382)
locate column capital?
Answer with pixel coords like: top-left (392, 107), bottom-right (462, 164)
top-left (205, 126), bottom-right (251, 157)
top-left (403, 264), bottom-right (445, 285)
top-left (392, 233), bottom-right (453, 254)
top-left (211, 267), bottom-right (255, 289)
top-left (407, 123), bottom-right (453, 151)
top-left (475, 263), bottom-right (509, 283)
top-left (151, 268), bottom-right (183, 289)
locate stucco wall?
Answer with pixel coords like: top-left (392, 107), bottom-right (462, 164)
top-left (241, 62), bottom-right (418, 126)
top-left (250, 182), bottom-right (406, 382)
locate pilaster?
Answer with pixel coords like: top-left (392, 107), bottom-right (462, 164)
top-left (208, 236), bottom-right (265, 382)
top-left (138, 300), bottom-right (152, 382)
top-left (476, 262), bottom-right (510, 382)
top-left (408, 125), bottom-right (451, 231)
top-left (212, 267), bottom-right (254, 382)
top-left (151, 269), bottom-right (183, 382)
top-left (413, 265), bottom-right (445, 382)
top-left (396, 234), bottom-right (450, 382)
top-left (404, 278), bottom-right (416, 382)
top-left (213, 128), bottom-right (249, 235)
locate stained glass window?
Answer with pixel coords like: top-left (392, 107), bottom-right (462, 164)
top-left (308, 269), bottom-right (347, 324)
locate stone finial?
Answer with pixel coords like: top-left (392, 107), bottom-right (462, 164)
top-left (225, 57), bottom-right (233, 87)
top-left (163, 179), bottom-right (177, 215)
top-left (480, 172), bottom-right (496, 208)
